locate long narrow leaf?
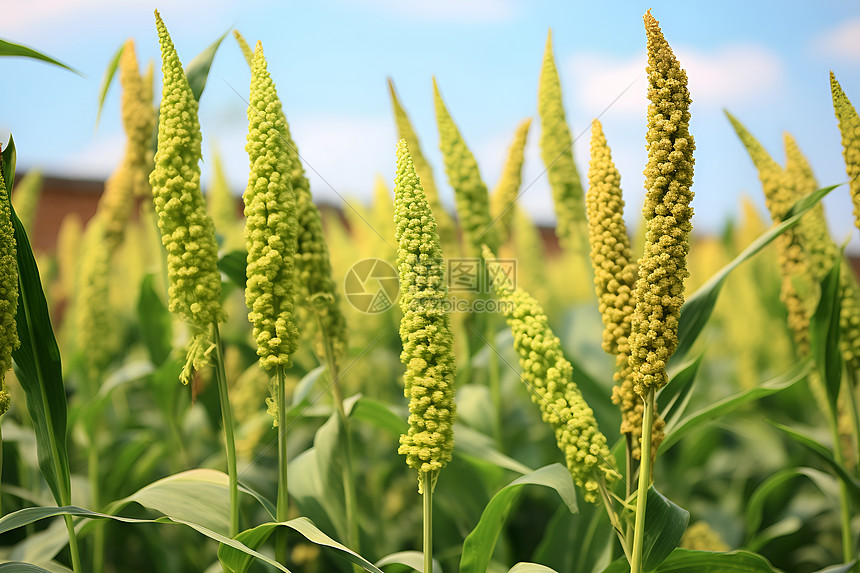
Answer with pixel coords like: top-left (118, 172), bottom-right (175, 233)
top-left (0, 38), bottom-right (81, 75)
top-left (642, 487), bottom-right (690, 572)
top-left (601, 548), bottom-right (782, 572)
top-left (185, 30), bottom-right (228, 102)
top-left (660, 359), bottom-right (812, 452)
top-left (671, 184), bottom-right (839, 365)
top-left (810, 257), bottom-right (843, 411)
top-left (95, 42), bottom-right (125, 128)
top-left (459, 464), bottom-right (577, 573)
top-left (4, 137), bottom-right (71, 507)
top-left (769, 422), bottom-right (860, 504)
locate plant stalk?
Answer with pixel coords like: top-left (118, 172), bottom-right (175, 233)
top-left (63, 514), bottom-right (83, 573)
top-left (630, 388), bottom-right (655, 573)
top-left (422, 470), bottom-right (435, 573)
top-left (485, 316), bottom-right (504, 449)
top-left (89, 445), bottom-right (105, 573)
top-left (212, 322), bottom-right (239, 537)
top-left (312, 312), bottom-right (361, 564)
top-left (826, 388), bottom-right (856, 569)
top-left (276, 364), bottom-right (289, 565)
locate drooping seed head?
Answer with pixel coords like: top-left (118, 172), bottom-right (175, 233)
top-left (485, 245), bottom-right (617, 503)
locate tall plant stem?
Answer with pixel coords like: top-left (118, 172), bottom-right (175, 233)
top-left (89, 446), bottom-right (105, 573)
top-left (485, 316), bottom-right (504, 448)
top-left (275, 365), bottom-right (289, 565)
top-left (826, 387), bottom-right (856, 569)
top-left (845, 366), bottom-right (860, 478)
top-left (212, 322), bottom-right (239, 537)
top-left (63, 514), bottom-right (82, 573)
top-left (313, 314), bottom-right (361, 561)
top-left (630, 388), bottom-right (655, 573)
top-left (422, 470), bottom-right (436, 573)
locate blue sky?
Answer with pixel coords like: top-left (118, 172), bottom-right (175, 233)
top-left (3, 0), bottom-right (860, 248)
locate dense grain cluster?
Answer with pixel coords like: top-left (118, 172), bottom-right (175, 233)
top-left (490, 118), bottom-right (532, 244)
top-left (0, 165), bottom-right (18, 416)
top-left (243, 42), bottom-right (299, 371)
top-left (394, 139), bottom-right (457, 492)
top-left (831, 73), bottom-right (860, 229)
top-left (628, 11), bottom-right (696, 396)
top-left (151, 11), bottom-right (225, 381)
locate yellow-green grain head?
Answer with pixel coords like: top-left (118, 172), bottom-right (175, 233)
top-left (151, 11), bottom-right (225, 381)
top-left (389, 78), bottom-right (457, 252)
top-left (485, 245), bottom-right (617, 503)
top-left (830, 72), bottom-right (860, 228)
top-left (586, 119), bottom-right (635, 356)
top-left (490, 118), bottom-right (532, 245)
top-left (629, 11), bottom-right (696, 396)
top-left (538, 30), bottom-right (588, 256)
top-left (11, 169), bottom-right (42, 235)
top-left (434, 78), bottom-right (499, 257)
top-left (120, 39), bottom-right (155, 201)
top-left (244, 42), bottom-right (299, 372)
top-left (0, 164), bottom-right (19, 416)
top-left (394, 139), bottom-right (457, 492)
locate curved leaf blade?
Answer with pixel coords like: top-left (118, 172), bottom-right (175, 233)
top-left (459, 464), bottom-right (577, 573)
top-left (660, 359), bottom-right (812, 452)
top-left (0, 38), bottom-right (82, 75)
top-left (671, 184), bottom-right (839, 365)
top-left (5, 136), bottom-right (71, 507)
top-left (95, 42), bottom-right (125, 128)
top-left (185, 30), bottom-right (228, 102)
top-left (602, 548), bottom-right (781, 572)
top-left (642, 487), bottom-right (689, 571)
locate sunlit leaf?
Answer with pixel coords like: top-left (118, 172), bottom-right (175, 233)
top-left (0, 38), bottom-right (81, 75)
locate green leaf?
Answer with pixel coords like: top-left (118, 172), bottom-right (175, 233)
top-left (602, 548), bottom-right (782, 572)
top-left (0, 38), bottom-right (82, 75)
top-left (185, 30), bottom-right (228, 102)
top-left (744, 467), bottom-right (837, 543)
top-left (218, 250), bottom-right (248, 289)
top-left (810, 257), bottom-right (843, 412)
top-left (137, 273), bottom-right (173, 365)
top-left (0, 505), bottom-right (295, 573)
top-left (109, 468), bottom-right (272, 537)
top-left (671, 184), bottom-right (839, 365)
top-left (508, 564), bottom-right (559, 573)
top-left (349, 395), bottom-right (407, 436)
top-left (459, 464), bottom-right (578, 573)
top-left (375, 551), bottom-right (443, 572)
top-left (3, 134), bottom-right (17, 191)
top-left (455, 423), bottom-right (533, 475)
top-left (641, 487), bottom-right (689, 571)
top-left (0, 564), bottom-right (54, 572)
top-left (769, 422), bottom-right (860, 504)
top-left (292, 365), bottom-right (326, 406)
top-left (659, 353), bottom-right (704, 429)
top-left (6, 136), bottom-right (72, 507)
top-left (95, 42), bottom-right (125, 128)
top-left (660, 359), bottom-right (812, 452)
top-left (218, 517), bottom-right (385, 573)
top-left (811, 562), bottom-right (858, 573)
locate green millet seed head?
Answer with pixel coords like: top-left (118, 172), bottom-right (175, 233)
top-left (389, 78), bottom-right (457, 252)
top-left (394, 139), bottom-right (457, 492)
top-left (485, 245), bottom-right (617, 503)
top-left (538, 29), bottom-right (588, 256)
top-left (234, 30), bottom-right (254, 68)
top-left (434, 78), bottom-right (499, 257)
top-left (490, 118), bottom-right (532, 245)
top-left (629, 11), bottom-right (696, 396)
top-left (586, 119), bottom-right (636, 356)
top-left (120, 40), bottom-right (155, 200)
top-left (244, 41), bottom-right (300, 372)
top-left (151, 11), bottom-right (226, 381)
top-left (0, 165), bottom-right (19, 416)
top-left (830, 72), bottom-right (860, 228)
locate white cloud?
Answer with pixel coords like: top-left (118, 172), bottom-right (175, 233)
top-left (814, 17), bottom-right (860, 64)
top-left (54, 132), bottom-right (125, 179)
top-left (567, 43), bottom-right (784, 116)
top-left (356, 0), bottom-right (517, 23)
